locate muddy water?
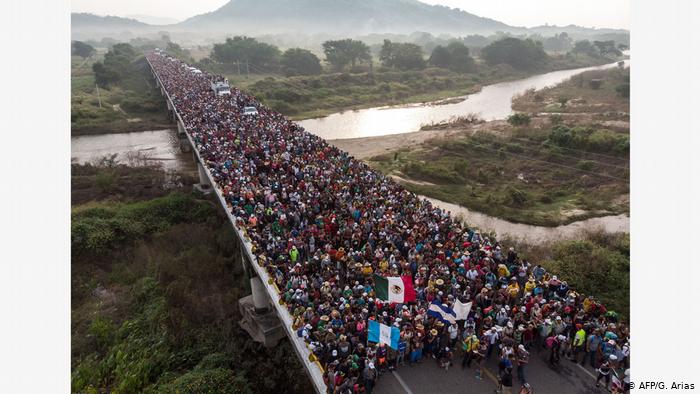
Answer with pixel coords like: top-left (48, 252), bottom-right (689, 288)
top-left (423, 197), bottom-right (629, 243)
top-left (71, 129), bottom-right (195, 172)
top-left (299, 60), bottom-right (630, 140)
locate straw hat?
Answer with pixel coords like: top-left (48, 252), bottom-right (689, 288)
top-left (430, 329), bottom-right (438, 336)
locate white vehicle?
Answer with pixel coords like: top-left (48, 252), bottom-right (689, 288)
top-left (211, 81), bottom-right (231, 96)
top-left (242, 106), bottom-right (259, 116)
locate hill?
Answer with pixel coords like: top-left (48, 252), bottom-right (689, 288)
top-left (179, 0), bottom-right (512, 36)
top-left (71, 0), bottom-right (629, 44)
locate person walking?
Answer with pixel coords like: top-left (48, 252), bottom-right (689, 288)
top-left (363, 362), bottom-right (377, 394)
top-left (571, 324), bottom-right (586, 363)
top-left (462, 334), bottom-right (479, 368)
top-left (516, 344), bottom-right (530, 384)
top-left (586, 329), bottom-right (603, 368)
top-left (595, 359), bottom-right (612, 390)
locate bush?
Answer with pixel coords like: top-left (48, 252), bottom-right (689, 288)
top-left (507, 186), bottom-right (528, 206)
top-left (577, 160), bottom-right (595, 171)
top-left (71, 193), bottom-right (216, 255)
top-left (545, 234), bottom-right (630, 317)
top-left (507, 113), bottom-right (531, 127)
top-left (160, 369), bottom-right (253, 394)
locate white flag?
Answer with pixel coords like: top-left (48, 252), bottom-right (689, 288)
top-left (454, 300), bottom-right (473, 320)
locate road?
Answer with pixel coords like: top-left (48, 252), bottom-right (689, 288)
top-left (375, 346), bottom-right (612, 394)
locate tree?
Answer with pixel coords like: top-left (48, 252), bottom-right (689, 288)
top-left (445, 42), bottom-right (475, 73)
top-left (571, 40), bottom-right (599, 57)
top-left (428, 43), bottom-right (475, 73)
top-left (542, 32), bottom-right (573, 52)
top-left (593, 40), bottom-right (622, 57)
top-left (166, 41), bottom-right (193, 63)
top-left (481, 37), bottom-right (549, 71)
top-left (379, 40), bottom-right (425, 71)
top-left (428, 45), bottom-right (451, 68)
top-left (92, 43), bottom-right (138, 87)
top-left (280, 48), bottom-right (322, 76)
top-left (72, 40), bottom-right (96, 58)
top-left (507, 113), bottom-right (531, 127)
top-left (211, 36), bottom-right (281, 71)
top-left (322, 39), bottom-right (371, 71)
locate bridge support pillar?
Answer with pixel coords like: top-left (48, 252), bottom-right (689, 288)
top-left (179, 136), bottom-right (191, 153)
top-left (193, 161), bottom-right (213, 195)
top-left (239, 274), bottom-right (285, 348)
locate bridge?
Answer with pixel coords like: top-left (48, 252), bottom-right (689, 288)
top-left (146, 55), bottom-right (328, 393)
top-left (145, 52), bottom-right (625, 394)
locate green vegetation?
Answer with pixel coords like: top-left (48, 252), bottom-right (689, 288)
top-left (505, 231), bottom-right (630, 318)
top-left (72, 166), bottom-right (311, 393)
top-left (71, 43), bottom-right (169, 135)
top-left (72, 40), bottom-right (95, 58)
top-left (281, 48), bottom-right (323, 76)
top-left (322, 38), bottom-right (372, 71)
top-left (368, 126), bottom-right (629, 226)
top-left (507, 113), bottom-right (531, 127)
top-left (380, 40), bottom-right (427, 71)
top-left (211, 36), bottom-right (281, 71)
top-left (549, 125), bottom-right (629, 154)
top-left (481, 37), bottom-right (549, 70)
top-left (428, 42), bottom-right (476, 73)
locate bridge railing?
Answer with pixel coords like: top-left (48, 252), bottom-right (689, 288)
top-left (146, 56), bottom-right (327, 394)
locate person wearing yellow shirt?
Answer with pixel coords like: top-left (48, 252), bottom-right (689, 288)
top-left (507, 278), bottom-right (520, 299)
top-left (461, 335), bottom-right (480, 368)
top-left (379, 259), bottom-right (389, 272)
top-left (524, 277), bottom-right (536, 294)
top-left (571, 324), bottom-right (587, 363)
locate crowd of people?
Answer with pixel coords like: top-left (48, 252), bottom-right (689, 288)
top-left (147, 52), bottom-right (630, 394)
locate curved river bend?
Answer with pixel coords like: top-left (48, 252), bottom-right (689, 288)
top-left (299, 60), bottom-right (629, 140)
top-left (71, 60), bottom-right (629, 241)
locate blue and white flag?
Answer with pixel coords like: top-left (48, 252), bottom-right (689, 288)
top-left (368, 319), bottom-right (400, 349)
top-left (427, 300), bottom-right (457, 325)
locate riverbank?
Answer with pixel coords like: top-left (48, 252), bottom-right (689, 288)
top-left (333, 115), bottom-right (629, 228)
top-left (220, 53), bottom-right (614, 121)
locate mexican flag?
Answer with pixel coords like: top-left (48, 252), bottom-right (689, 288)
top-left (374, 274), bottom-right (416, 303)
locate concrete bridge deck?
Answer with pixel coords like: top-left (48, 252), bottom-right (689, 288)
top-left (146, 56), bottom-right (327, 393)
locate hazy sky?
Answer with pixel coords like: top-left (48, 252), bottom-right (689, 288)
top-left (71, 0), bottom-right (630, 29)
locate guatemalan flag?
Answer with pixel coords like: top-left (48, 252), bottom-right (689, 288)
top-left (427, 300), bottom-right (457, 325)
top-left (368, 319), bottom-right (400, 350)
top-left (374, 274), bottom-right (416, 303)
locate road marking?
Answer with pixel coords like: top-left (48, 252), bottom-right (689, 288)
top-left (576, 363), bottom-right (598, 380)
top-left (391, 370), bottom-right (415, 394)
top-left (482, 367), bottom-right (501, 386)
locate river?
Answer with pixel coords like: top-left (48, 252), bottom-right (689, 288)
top-left (71, 61), bottom-right (629, 240)
top-left (298, 59), bottom-right (629, 140)
top-left (71, 129), bottom-right (195, 172)
top-left (423, 197), bottom-right (628, 244)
